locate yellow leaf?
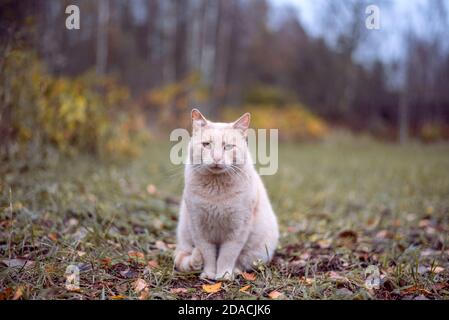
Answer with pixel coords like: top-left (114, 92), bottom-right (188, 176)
top-left (242, 272), bottom-right (256, 281)
top-left (110, 295), bottom-right (125, 300)
top-left (268, 290), bottom-right (283, 299)
top-left (239, 285), bottom-right (251, 292)
top-left (202, 282), bottom-right (222, 294)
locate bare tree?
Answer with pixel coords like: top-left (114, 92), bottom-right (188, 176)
top-left (96, 0), bottom-right (109, 75)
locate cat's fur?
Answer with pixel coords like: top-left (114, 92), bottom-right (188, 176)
top-left (174, 109), bottom-right (279, 280)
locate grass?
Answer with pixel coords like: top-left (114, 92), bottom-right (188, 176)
top-left (1, 137), bottom-right (449, 300)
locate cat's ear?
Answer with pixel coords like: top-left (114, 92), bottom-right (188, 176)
top-left (191, 108), bottom-right (208, 129)
top-left (233, 112), bottom-right (251, 134)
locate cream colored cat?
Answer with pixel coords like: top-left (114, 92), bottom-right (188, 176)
top-left (174, 109), bottom-right (279, 280)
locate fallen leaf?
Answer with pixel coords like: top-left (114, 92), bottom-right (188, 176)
top-left (375, 230), bottom-right (392, 239)
top-left (401, 285), bottom-right (432, 296)
top-left (365, 265), bottom-right (380, 289)
top-left (120, 268), bottom-right (138, 279)
top-left (328, 271), bottom-right (347, 282)
top-left (418, 219), bottom-right (431, 228)
top-left (239, 285), bottom-right (251, 292)
top-left (77, 251), bottom-right (86, 257)
top-left (242, 272), bottom-right (256, 281)
top-left (147, 260), bottom-right (159, 269)
top-left (48, 232), bottom-right (58, 241)
top-left (1, 259), bottom-right (35, 269)
top-left (299, 277), bottom-right (314, 285)
top-left (202, 282), bottom-right (222, 293)
top-left (0, 288), bottom-right (13, 300)
top-left (336, 288), bottom-right (353, 296)
top-left (433, 266), bottom-right (445, 274)
top-left (133, 278), bottom-right (148, 294)
top-left (12, 286), bottom-right (24, 300)
top-left (110, 295), bottom-right (125, 300)
top-left (338, 230), bottom-right (358, 241)
top-left (100, 258), bottom-right (111, 267)
top-left (171, 288), bottom-right (188, 294)
top-left (268, 290), bottom-right (283, 299)
top-left (146, 184), bottom-right (157, 195)
top-left (128, 251), bottom-right (145, 259)
top-left (139, 288), bottom-right (150, 300)
top-left (155, 241), bottom-right (168, 251)
top-left (317, 239), bottom-right (332, 249)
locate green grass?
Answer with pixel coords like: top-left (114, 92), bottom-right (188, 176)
top-left (1, 138), bottom-right (449, 300)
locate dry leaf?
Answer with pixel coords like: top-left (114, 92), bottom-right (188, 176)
top-left (268, 290), bottom-right (283, 299)
top-left (418, 219), bottom-right (431, 228)
top-left (2, 259), bottom-right (35, 269)
top-left (328, 271), bottom-right (347, 282)
top-left (239, 285), bottom-right (251, 292)
top-left (48, 232), bottom-right (58, 241)
top-left (146, 184), bottom-right (157, 195)
top-left (202, 282), bottom-right (222, 293)
top-left (171, 288), bottom-right (188, 294)
top-left (432, 266), bottom-right (445, 274)
top-left (0, 288), bottom-right (13, 300)
top-left (139, 288), bottom-right (150, 300)
top-left (128, 251), bottom-right (145, 259)
top-left (133, 278), bottom-right (148, 294)
top-left (110, 295), bottom-right (125, 300)
top-left (12, 286), bottom-right (24, 300)
top-left (299, 277), bottom-right (314, 285)
top-left (147, 260), bottom-right (159, 269)
top-left (317, 239), bottom-right (332, 249)
top-left (100, 257), bottom-right (111, 267)
top-left (76, 251), bottom-right (86, 257)
top-left (155, 241), bottom-right (168, 251)
top-left (242, 272), bottom-right (256, 281)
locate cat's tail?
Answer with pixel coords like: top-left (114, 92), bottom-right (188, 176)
top-left (174, 247), bottom-right (203, 272)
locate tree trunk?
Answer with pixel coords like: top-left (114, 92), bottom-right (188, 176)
top-left (96, 0), bottom-right (109, 75)
top-left (399, 90), bottom-right (409, 144)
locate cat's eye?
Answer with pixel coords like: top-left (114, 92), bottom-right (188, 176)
top-left (202, 142), bottom-right (211, 148)
top-left (224, 144), bottom-right (235, 151)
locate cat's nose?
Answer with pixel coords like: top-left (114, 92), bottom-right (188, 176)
top-left (213, 151), bottom-right (222, 163)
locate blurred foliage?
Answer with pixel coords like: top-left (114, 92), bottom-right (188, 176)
top-left (146, 72), bottom-right (208, 129)
top-left (243, 85), bottom-right (296, 107)
top-left (419, 122), bottom-right (449, 143)
top-left (224, 86), bottom-right (328, 141)
top-left (0, 49), bottom-right (149, 159)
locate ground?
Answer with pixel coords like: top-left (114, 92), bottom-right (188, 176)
top-left (1, 138), bottom-right (449, 300)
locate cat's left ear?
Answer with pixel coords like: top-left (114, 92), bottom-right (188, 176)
top-left (191, 108), bottom-right (208, 130)
top-left (233, 112), bottom-right (251, 134)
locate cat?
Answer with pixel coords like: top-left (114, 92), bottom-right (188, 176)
top-left (174, 108), bottom-right (279, 280)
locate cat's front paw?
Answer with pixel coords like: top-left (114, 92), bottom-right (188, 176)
top-left (215, 270), bottom-right (234, 281)
top-left (200, 271), bottom-right (216, 280)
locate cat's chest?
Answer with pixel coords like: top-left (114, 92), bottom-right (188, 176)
top-left (191, 199), bottom-right (251, 242)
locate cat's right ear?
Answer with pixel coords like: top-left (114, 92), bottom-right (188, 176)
top-left (191, 108), bottom-right (208, 130)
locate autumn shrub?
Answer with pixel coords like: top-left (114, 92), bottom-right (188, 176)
top-left (223, 104), bottom-right (328, 142)
top-left (0, 49), bottom-right (149, 159)
top-left (418, 122), bottom-right (449, 143)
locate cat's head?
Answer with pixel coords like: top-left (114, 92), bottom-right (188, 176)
top-left (189, 108), bottom-right (251, 174)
